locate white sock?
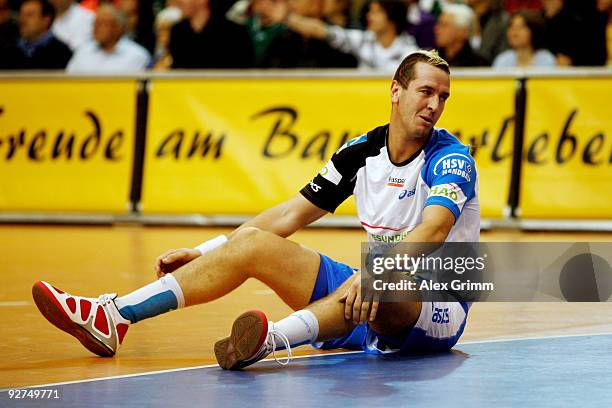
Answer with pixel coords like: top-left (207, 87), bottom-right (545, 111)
top-left (272, 309), bottom-right (319, 348)
top-left (114, 274), bottom-right (185, 323)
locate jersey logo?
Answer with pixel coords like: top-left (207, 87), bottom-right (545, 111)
top-left (429, 183), bottom-right (463, 203)
top-left (387, 177), bottom-right (405, 188)
top-left (432, 307), bottom-right (450, 324)
top-left (309, 180), bottom-right (321, 192)
top-left (319, 160), bottom-right (342, 185)
top-left (398, 188), bottom-right (415, 200)
top-left (433, 153), bottom-right (473, 182)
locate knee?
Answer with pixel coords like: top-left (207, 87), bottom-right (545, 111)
top-left (227, 227), bottom-right (266, 257)
top-left (369, 302), bottom-right (421, 336)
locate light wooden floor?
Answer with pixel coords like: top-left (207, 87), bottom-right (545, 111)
top-left (1, 225), bottom-right (611, 388)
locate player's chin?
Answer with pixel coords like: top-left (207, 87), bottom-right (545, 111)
top-left (414, 124), bottom-right (432, 138)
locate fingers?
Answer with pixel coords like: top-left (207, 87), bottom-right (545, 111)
top-left (357, 298), bottom-right (370, 325)
top-left (344, 285), bottom-right (357, 320)
top-left (154, 249), bottom-right (184, 276)
top-left (154, 248), bottom-right (202, 277)
top-left (352, 292), bottom-right (364, 325)
top-left (369, 301), bottom-right (379, 322)
top-left (357, 290), bottom-right (377, 325)
top-left (155, 249), bottom-right (175, 273)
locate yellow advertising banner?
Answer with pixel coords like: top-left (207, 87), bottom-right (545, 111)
top-left (143, 77), bottom-right (515, 218)
top-left (521, 78), bottom-right (612, 219)
top-left (437, 78), bottom-right (515, 218)
top-left (0, 79), bottom-right (137, 212)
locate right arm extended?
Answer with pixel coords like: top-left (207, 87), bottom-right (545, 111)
top-left (229, 193), bottom-right (328, 239)
top-left (155, 194), bottom-right (327, 276)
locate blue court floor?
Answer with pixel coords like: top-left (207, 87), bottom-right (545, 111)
top-left (2, 333), bottom-right (611, 408)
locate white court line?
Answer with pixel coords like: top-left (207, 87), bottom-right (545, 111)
top-left (3, 331), bottom-right (611, 392)
top-left (0, 301), bottom-right (29, 307)
top-left (458, 331), bottom-right (612, 345)
top-left (0, 351), bottom-right (362, 391)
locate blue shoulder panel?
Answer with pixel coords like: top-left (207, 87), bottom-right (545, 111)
top-left (421, 129), bottom-right (477, 220)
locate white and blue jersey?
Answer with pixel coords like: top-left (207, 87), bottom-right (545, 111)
top-left (301, 124), bottom-right (479, 354)
top-left (301, 124), bottom-right (479, 245)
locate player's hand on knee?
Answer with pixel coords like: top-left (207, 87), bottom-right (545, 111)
top-left (339, 273), bottom-right (360, 323)
top-left (154, 248), bottom-right (200, 277)
top-left (339, 272), bottom-right (380, 324)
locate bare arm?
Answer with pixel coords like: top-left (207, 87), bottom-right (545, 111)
top-left (342, 205), bottom-right (455, 324)
top-left (155, 194), bottom-right (327, 275)
top-left (265, 0), bottom-right (328, 39)
top-left (401, 205), bottom-right (455, 245)
top-left (229, 193), bottom-right (328, 239)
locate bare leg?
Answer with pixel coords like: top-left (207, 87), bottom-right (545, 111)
top-left (215, 272), bottom-right (424, 369)
top-left (305, 274), bottom-right (422, 341)
top-left (173, 227), bottom-right (321, 311)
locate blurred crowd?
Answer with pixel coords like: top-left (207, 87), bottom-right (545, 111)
top-left (0, 0), bottom-right (610, 72)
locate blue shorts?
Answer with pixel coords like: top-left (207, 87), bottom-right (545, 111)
top-left (309, 253), bottom-right (469, 354)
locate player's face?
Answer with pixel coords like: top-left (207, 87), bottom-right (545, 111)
top-left (391, 62), bottom-right (450, 139)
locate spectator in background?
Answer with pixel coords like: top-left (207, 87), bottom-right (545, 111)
top-left (49, 0), bottom-right (95, 50)
top-left (2, 0), bottom-right (71, 69)
top-left (260, 0), bottom-right (358, 68)
top-left (434, 3), bottom-right (488, 66)
top-left (117, 0), bottom-right (155, 52)
top-left (0, 0), bottom-right (19, 52)
top-left (322, 0), bottom-right (352, 27)
top-left (67, 4), bottom-right (150, 72)
top-left (404, 0), bottom-right (436, 49)
top-left (467, 0), bottom-right (509, 64)
top-left (226, 0), bottom-right (294, 67)
top-left (152, 5), bottom-right (181, 70)
top-left (542, 0), bottom-right (607, 66)
top-left (169, 0), bottom-right (254, 68)
top-left (266, 0), bottom-right (417, 70)
top-left (418, 0), bottom-right (449, 17)
top-left (492, 9), bottom-right (555, 68)
top-left (598, 0), bottom-right (611, 65)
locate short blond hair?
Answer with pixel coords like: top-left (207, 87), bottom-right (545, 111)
top-left (393, 50), bottom-right (450, 89)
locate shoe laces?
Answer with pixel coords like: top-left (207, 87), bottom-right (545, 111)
top-left (267, 328), bottom-right (292, 366)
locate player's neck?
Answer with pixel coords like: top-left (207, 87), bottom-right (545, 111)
top-left (387, 125), bottom-right (429, 164)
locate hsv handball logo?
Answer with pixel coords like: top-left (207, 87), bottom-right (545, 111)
top-left (433, 153), bottom-right (473, 182)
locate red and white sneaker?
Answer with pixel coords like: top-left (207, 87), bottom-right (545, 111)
top-left (214, 310), bottom-right (292, 370)
top-left (32, 281), bottom-right (130, 357)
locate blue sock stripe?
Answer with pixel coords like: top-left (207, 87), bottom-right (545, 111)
top-left (118, 290), bottom-right (178, 323)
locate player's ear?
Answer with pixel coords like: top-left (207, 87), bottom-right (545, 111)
top-left (390, 80), bottom-right (400, 103)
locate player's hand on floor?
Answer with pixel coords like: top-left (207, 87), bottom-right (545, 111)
top-left (154, 248), bottom-right (201, 277)
top-left (339, 271), bottom-right (380, 325)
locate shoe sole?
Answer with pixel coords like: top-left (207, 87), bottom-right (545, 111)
top-left (32, 282), bottom-right (115, 357)
top-left (214, 310), bottom-right (267, 370)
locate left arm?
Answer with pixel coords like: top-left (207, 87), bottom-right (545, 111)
top-left (341, 205), bottom-right (455, 324)
top-left (399, 205), bottom-right (455, 244)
